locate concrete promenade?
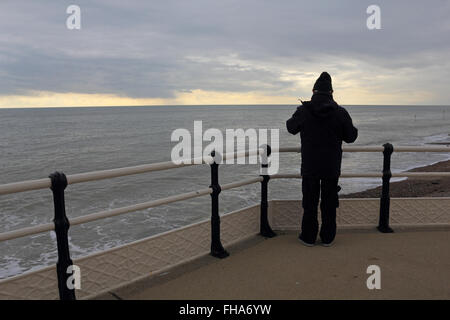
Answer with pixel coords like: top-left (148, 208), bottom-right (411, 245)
top-left (95, 229), bottom-right (450, 300)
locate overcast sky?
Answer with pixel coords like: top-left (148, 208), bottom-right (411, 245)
top-left (0, 0), bottom-right (449, 107)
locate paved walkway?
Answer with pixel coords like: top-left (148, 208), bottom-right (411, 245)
top-left (98, 230), bottom-right (450, 300)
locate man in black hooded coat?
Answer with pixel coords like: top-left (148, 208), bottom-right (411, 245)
top-left (286, 72), bottom-right (358, 246)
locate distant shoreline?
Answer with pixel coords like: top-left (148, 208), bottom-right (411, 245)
top-left (342, 159), bottom-right (450, 198)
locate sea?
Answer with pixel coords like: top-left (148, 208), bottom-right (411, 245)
top-left (0, 105), bottom-right (449, 279)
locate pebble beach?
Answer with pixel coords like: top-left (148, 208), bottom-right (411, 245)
top-left (343, 158), bottom-right (450, 198)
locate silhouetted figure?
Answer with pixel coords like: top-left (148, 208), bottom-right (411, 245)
top-left (286, 72), bottom-right (358, 246)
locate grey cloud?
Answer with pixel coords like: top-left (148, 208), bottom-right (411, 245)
top-left (0, 0), bottom-right (449, 102)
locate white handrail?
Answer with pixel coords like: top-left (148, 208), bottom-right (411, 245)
top-left (69, 188), bottom-right (214, 227)
top-left (0, 162), bottom-right (194, 196)
top-left (0, 148), bottom-right (265, 196)
top-left (0, 146), bottom-right (448, 196)
top-left (271, 172), bottom-right (450, 179)
top-left (0, 222), bottom-right (54, 242)
top-left (0, 177), bottom-right (263, 242)
top-left (221, 177), bottom-right (263, 191)
top-left (2, 168), bottom-right (449, 242)
top-left (67, 160), bottom-right (200, 185)
top-left (391, 146), bottom-right (450, 152)
top-left (278, 146), bottom-right (450, 153)
top-left (0, 178), bottom-right (51, 196)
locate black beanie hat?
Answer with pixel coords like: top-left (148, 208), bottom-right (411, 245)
top-left (313, 72), bottom-right (333, 93)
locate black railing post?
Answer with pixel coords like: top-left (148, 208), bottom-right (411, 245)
top-left (50, 171), bottom-right (76, 300)
top-left (260, 145), bottom-right (276, 238)
top-left (209, 151), bottom-right (229, 259)
top-left (377, 143), bottom-right (394, 233)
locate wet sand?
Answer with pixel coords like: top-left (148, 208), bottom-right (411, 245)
top-left (342, 159), bottom-right (450, 198)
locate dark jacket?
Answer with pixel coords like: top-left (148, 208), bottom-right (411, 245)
top-left (286, 94), bottom-right (358, 178)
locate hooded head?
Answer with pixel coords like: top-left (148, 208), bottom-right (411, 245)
top-left (303, 72), bottom-right (337, 118)
top-left (313, 72), bottom-right (333, 95)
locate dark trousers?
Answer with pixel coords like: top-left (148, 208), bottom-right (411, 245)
top-left (300, 176), bottom-right (339, 244)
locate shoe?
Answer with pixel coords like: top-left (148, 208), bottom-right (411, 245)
top-left (298, 236), bottom-right (315, 247)
top-left (320, 240), bottom-right (333, 247)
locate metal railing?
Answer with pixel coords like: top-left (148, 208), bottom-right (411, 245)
top-left (0, 144), bottom-right (449, 300)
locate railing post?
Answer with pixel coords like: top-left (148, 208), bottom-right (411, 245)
top-left (50, 171), bottom-right (76, 300)
top-left (377, 143), bottom-right (394, 233)
top-left (209, 151), bottom-right (229, 259)
top-left (260, 145), bottom-right (276, 238)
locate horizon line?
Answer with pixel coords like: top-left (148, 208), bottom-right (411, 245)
top-left (1, 103), bottom-right (450, 109)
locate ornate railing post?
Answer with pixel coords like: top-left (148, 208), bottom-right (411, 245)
top-left (260, 145), bottom-right (276, 238)
top-left (377, 143), bottom-right (394, 233)
top-left (209, 151), bottom-right (229, 258)
top-left (50, 171), bottom-right (76, 300)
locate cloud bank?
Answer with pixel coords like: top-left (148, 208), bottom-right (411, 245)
top-left (0, 0), bottom-right (449, 106)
